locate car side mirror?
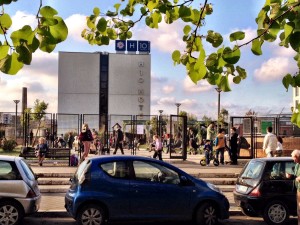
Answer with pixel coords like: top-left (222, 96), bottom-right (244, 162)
top-left (180, 175), bottom-right (192, 186)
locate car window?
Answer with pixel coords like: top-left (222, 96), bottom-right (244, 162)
top-left (265, 161), bottom-right (295, 180)
top-left (19, 159), bottom-right (35, 181)
top-left (101, 161), bottom-right (129, 179)
top-left (241, 160), bottom-right (264, 179)
top-left (0, 160), bottom-right (20, 180)
top-left (132, 161), bottom-right (180, 185)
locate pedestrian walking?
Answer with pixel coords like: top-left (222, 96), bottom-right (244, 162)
top-left (263, 126), bottom-right (277, 157)
top-left (215, 128), bottom-right (226, 165)
top-left (79, 123), bottom-right (94, 161)
top-left (113, 125), bottom-right (124, 154)
top-left (153, 135), bottom-right (163, 161)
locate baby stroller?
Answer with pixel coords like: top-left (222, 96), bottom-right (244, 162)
top-left (200, 149), bottom-right (219, 166)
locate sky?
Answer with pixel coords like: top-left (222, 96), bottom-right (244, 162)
top-left (0, 0), bottom-right (297, 120)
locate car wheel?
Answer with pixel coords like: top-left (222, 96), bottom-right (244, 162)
top-left (0, 200), bottom-right (23, 225)
top-left (77, 204), bottom-right (105, 225)
top-left (195, 202), bottom-right (218, 225)
top-left (263, 201), bottom-right (289, 225)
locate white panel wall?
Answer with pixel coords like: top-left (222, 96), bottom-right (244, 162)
top-left (58, 52), bottom-right (100, 114)
top-left (108, 54), bottom-right (151, 116)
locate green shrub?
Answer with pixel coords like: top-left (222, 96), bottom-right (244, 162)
top-left (2, 140), bottom-right (17, 152)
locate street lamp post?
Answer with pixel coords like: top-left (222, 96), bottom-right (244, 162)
top-left (175, 103), bottom-right (181, 115)
top-left (13, 100), bottom-right (20, 141)
top-left (215, 88), bottom-right (222, 132)
top-left (158, 110), bottom-right (163, 137)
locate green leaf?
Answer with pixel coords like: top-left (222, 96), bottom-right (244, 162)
top-left (101, 36), bottom-right (110, 45)
top-left (179, 6), bottom-right (191, 18)
top-left (222, 46), bottom-right (240, 64)
top-left (0, 13), bottom-right (12, 34)
top-left (290, 32), bottom-right (300, 51)
top-left (172, 50), bottom-right (181, 65)
top-left (284, 22), bottom-right (294, 39)
top-left (282, 74), bottom-right (293, 91)
top-left (229, 31), bottom-right (245, 42)
top-left (269, 21), bottom-right (280, 38)
top-left (48, 17), bottom-right (68, 43)
top-left (183, 25), bottom-right (191, 35)
top-left (93, 7), bottom-right (100, 16)
top-left (251, 39), bottom-right (263, 55)
top-left (97, 18), bottom-right (108, 33)
top-left (0, 52), bottom-right (24, 75)
top-left (219, 76), bottom-right (231, 92)
top-left (206, 30), bottom-right (223, 48)
top-left (233, 76), bottom-right (241, 84)
top-left (291, 112), bottom-right (298, 124)
top-left (147, 1), bottom-right (158, 11)
top-left (0, 45), bottom-right (9, 60)
top-left (16, 45), bottom-right (32, 65)
top-left (40, 6), bottom-right (58, 18)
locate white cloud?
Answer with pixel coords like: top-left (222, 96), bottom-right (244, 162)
top-left (183, 76), bottom-right (212, 93)
top-left (135, 21), bottom-right (185, 53)
top-left (163, 85), bottom-right (175, 94)
top-left (11, 11), bottom-right (36, 31)
top-left (65, 14), bottom-right (87, 42)
top-left (254, 57), bottom-right (297, 82)
top-left (157, 97), bottom-right (176, 106)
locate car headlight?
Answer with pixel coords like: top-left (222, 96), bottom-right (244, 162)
top-left (207, 182), bottom-right (223, 194)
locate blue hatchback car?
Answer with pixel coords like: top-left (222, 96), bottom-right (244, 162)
top-left (65, 156), bottom-right (229, 225)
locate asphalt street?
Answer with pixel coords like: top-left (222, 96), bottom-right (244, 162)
top-left (23, 216), bottom-right (298, 225)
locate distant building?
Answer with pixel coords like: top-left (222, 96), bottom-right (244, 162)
top-left (58, 51), bottom-right (151, 129)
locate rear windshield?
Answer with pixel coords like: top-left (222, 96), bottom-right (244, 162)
top-left (20, 159), bottom-right (36, 181)
top-left (241, 160), bottom-right (264, 179)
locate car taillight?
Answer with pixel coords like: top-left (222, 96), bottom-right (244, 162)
top-left (249, 187), bottom-right (261, 197)
top-left (26, 189), bottom-right (37, 198)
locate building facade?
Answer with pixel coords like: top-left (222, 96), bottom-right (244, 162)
top-left (58, 51), bottom-right (151, 129)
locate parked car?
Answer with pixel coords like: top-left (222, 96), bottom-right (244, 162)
top-left (65, 155), bottom-right (229, 225)
top-left (0, 155), bottom-right (41, 225)
top-left (233, 157), bottom-right (296, 225)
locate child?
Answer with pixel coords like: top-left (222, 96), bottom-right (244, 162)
top-left (35, 137), bottom-right (48, 166)
top-left (204, 140), bottom-right (213, 166)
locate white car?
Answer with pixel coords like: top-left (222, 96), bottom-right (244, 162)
top-left (0, 155), bottom-right (41, 225)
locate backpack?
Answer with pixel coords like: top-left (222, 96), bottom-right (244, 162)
top-left (239, 136), bottom-right (250, 149)
top-left (70, 154), bottom-right (78, 166)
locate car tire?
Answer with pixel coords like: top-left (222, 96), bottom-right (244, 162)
top-left (195, 202), bottom-right (218, 225)
top-left (263, 200), bottom-right (289, 225)
top-left (76, 204), bottom-right (105, 225)
top-left (0, 200), bottom-right (24, 225)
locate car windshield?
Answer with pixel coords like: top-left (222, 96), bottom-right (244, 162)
top-left (241, 160), bottom-right (264, 179)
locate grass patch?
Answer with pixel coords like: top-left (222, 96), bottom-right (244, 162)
top-left (0, 146), bottom-right (22, 156)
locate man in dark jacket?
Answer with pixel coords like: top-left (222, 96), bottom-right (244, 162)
top-left (229, 127), bottom-right (238, 165)
top-left (113, 126), bottom-right (124, 154)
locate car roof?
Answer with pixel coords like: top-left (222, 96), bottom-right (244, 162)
top-left (0, 155), bottom-right (19, 162)
top-left (89, 155), bottom-right (162, 163)
top-left (250, 157), bottom-right (293, 162)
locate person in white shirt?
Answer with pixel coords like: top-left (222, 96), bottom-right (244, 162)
top-left (263, 126), bottom-right (277, 157)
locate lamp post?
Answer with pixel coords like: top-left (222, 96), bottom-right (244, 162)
top-left (175, 103), bottom-right (181, 115)
top-left (158, 110), bottom-right (163, 137)
top-left (215, 88), bottom-right (222, 132)
top-left (13, 100), bottom-right (20, 141)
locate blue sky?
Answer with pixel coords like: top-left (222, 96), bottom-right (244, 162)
top-left (0, 0), bottom-right (296, 119)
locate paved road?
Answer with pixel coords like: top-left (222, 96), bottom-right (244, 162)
top-left (23, 216), bottom-right (298, 225)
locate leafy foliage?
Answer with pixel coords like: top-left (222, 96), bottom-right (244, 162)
top-left (2, 139), bottom-right (17, 152)
top-left (2, 0), bottom-right (300, 124)
top-left (0, 3), bottom-right (67, 75)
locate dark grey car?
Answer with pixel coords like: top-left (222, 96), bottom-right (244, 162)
top-left (0, 156), bottom-right (41, 225)
top-left (234, 157), bottom-right (296, 225)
